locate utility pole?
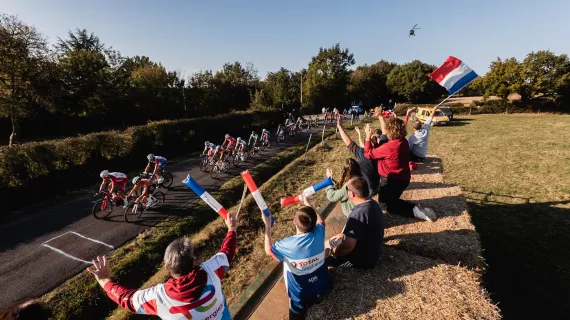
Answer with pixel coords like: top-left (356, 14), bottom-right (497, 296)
top-left (300, 74), bottom-right (303, 108)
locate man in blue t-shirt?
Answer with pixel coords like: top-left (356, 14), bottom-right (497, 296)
top-left (262, 197), bottom-right (331, 320)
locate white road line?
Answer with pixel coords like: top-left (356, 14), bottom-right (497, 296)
top-left (42, 244), bottom-right (92, 264)
top-left (69, 231), bottom-right (114, 249)
top-left (42, 231), bottom-right (72, 245)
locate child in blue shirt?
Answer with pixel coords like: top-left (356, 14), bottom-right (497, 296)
top-left (262, 197), bottom-right (332, 320)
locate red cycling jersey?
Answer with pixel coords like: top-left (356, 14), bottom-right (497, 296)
top-left (105, 172), bottom-right (128, 190)
top-left (224, 137), bottom-right (237, 148)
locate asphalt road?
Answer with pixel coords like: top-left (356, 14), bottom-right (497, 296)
top-left (0, 120), bottom-right (334, 309)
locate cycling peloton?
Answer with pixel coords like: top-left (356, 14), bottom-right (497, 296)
top-left (97, 170), bottom-right (129, 207)
top-left (144, 154), bottom-right (167, 184)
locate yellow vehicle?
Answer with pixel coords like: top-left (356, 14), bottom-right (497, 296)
top-left (414, 107), bottom-right (450, 126)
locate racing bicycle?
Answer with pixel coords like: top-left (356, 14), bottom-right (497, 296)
top-left (92, 191), bottom-right (125, 219)
top-left (233, 147), bottom-right (249, 166)
top-left (123, 185), bottom-right (165, 222)
top-left (200, 154), bottom-right (216, 172)
top-left (210, 158), bottom-right (231, 179)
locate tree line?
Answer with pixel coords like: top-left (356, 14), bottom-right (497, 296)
top-left (2, 13), bottom-right (569, 145)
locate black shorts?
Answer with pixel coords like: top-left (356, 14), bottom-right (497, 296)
top-left (410, 152), bottom-right (425, 162)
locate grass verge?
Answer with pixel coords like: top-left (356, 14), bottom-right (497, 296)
top-left (428, 114), bottom-right (570, 319)
top-left (43, 124), bottom-right (341, 320)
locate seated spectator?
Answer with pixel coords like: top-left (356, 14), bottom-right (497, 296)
top-left (404, 105), bottom-right (438, 162)
top-left (262, 197), bottom-right (331, 320)
top-left (326, 177), bottom-right (384, 269)
top-left (364, 109), bottom-right (436, 222)
top-left (0, 299), bottom-right (52, 320)
top-left (87, 212), bottom-right (238, 320)
top-left (336, 117), bottom-right (387, 197)
top-left (325, 158), bottom-right (362, 217)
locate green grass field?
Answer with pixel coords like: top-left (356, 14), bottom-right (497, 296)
top-left (428, 114), bottom-right (570, 319)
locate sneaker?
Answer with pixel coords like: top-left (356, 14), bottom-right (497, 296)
top-left (123, 198), bottom-right (129, 208)
top-left (413, 206), bottom-right (436, 222)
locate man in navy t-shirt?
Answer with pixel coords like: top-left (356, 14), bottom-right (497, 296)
top-left (262, 197), bottom-right (331, 319)
top-left (326, 177), bottom-right (384, 269)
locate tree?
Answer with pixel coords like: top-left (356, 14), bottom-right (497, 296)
top-left (261, 67), bottom-right (303, 112)
top-left (386, 60), bottom-right (444, 103)
top-left (520, 50), bottom-right (570, 101)
top-left (349, 60), bottom-right (396, 107)
top-left (56, 28), bottom-right (104, 53)
top-left (0, 14), bottom-right (48, 146)
top-left (303, 43), bottom-right (355, 112)
top-left (482, 57), bottom-right (522, 101)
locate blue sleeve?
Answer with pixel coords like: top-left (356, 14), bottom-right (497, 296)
top-left (315, 223), bottom-right (325, 239)
top-left (271, 240), bottom-right (287, 262)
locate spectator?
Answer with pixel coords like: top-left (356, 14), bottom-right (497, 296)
top-left (326, 177), bottom-right (384, 269)
top-left (325, 158), bottom-right (362, 217)
top-left (336, 117), bottom-right (387, 197)
top-left (364, 109), bottom-right (436, 222)
top-left (404, 105), bottom-right (438, 162)
top-left (262, 197), bottom-right (331, 320)
top-left (0, 299), bottom-right (52, 320)
top-left (87, 212), bottom-right (238, 320)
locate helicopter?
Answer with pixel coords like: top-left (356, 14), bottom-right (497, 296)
top-left (409, 24), bottom-right (420, 37)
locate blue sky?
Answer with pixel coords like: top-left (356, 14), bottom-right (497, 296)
top-left (3, 0), bottom-right (569, 78)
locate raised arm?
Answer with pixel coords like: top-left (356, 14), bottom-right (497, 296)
top-left (336, 117), bottom-right (352, 146)
top-left (374, 107), bottom-right (387, 134)
top-left (429, 104), bottom-right (439, 118)
top-left (303, 195), bottom-right (324, 225)
top-left (404, 108), bottom-right (414, 126)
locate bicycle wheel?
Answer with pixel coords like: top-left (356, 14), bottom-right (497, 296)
top-left (92, 198), bottom-right (113, 219)
top-left (124, 202), bottom-right (143, 222)
top-left (150, 191), bottom-right (165, 209)
top-left (162, 172), bottom-right (173, 188)
top-left (210, 164), bottom-right (219, 179)
top-left (200, 158), bottom-right (208, 172)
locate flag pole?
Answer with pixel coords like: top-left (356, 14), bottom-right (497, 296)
top-left (434, 78), bottom-right (478, 108)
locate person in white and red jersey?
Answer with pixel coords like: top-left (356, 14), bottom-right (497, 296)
top-left (88, 211), bottom-right (238, 320)
top-left (97, 170), bottom-right (129, 207)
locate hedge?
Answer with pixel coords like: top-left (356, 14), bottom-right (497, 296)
top-left (0, 110), bottom-right (281, 215)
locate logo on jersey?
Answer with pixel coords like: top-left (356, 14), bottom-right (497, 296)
top-left (286, 252), bottom-right (325, 275)
top-left (169, 284), bottom-right (218, 318)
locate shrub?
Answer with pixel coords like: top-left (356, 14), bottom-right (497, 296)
top-left (0, 110), bottom-right (281, 215)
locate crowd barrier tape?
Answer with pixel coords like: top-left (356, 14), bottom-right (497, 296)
top-left (280, 176), bottom-right (335, 207)
top-left (241, 170), bottom-right (275, 227)
top-left (183, 174), bottom-right (228, 220)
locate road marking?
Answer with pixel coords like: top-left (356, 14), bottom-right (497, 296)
top-left (42, 244), bottom-right (92, 264)
top-left (42, 231), bottom-right (114, 264)
top-left (68, 231), bottom-right (114, 249)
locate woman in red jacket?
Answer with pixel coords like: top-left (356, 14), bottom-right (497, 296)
top-left (363, 108), bottom-right (436, 222)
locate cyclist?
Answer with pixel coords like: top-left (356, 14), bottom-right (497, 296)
top-left (127, 175), bottom-right (155, 209)
top-left (236, 137), bottom-right (247, 154)
top-left (201, 141), bottom-right (217, 157)
top-left (97, 170), bottom-right (129, 207)
top-left (144, 154), bottom-right (167, 184)
top-left (249, 131), bottom-right (259, 150)
top-left (261, 129), bottom-right (270, 147)
top-left (221, 134), bottom-right (237, 154)
top-left (276, 124), bottom-right (286, 141)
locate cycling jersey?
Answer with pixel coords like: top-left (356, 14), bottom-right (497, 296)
top-left (224, 137), bottom-right (236, 148)
top-left (238, 140), bottom-right (247, 146)
top-left (106, 172), bottom-right (128, 190)
top-left (250, 134), bottom-right (259, 141)
top-left (150, 156), bottom-right (167, 168)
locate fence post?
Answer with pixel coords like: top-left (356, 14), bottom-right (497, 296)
top-left (321, 124), bottom-right (326, 147)
top-left (304, 134), bottom-right (312, 160)
top-left (351, 113), bottom-right (354, 125)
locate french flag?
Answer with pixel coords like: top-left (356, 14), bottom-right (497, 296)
top-left (430, 56), bottom-right (478, 95)
top-left (183, 175), bottom-right (228, 220)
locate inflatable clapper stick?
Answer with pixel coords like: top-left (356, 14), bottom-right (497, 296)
top-left (280, 176), bottom-right (335, 207)
top-left (240, 170), bottom-right (275, 227)
top-left (183, 174), bottom-right (228, 220)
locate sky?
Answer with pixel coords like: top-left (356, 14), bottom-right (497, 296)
top-left (3, 0), bottom-right (569, 78)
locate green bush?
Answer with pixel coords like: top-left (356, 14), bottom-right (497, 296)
top-left (0, 110), bottom-right (281, 214)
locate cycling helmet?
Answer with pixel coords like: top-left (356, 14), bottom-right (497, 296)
top-left (147, 154), bottom-right (155, 161)
top-left (204, 141), bottom-right (210, 146)
top-left (225, 134), bottom-right (230, 139)
top-left (251, 131), bottom-right (255, 135)
top-left (215, 145), bottom-right (220, 150)
top-left (100, 170), bottom-right (109, 178)
top-left (132, 176), bottom-right (140, 185)
top-left (262, 129), bottom-right (266, 133)
top-left (237, 137), bottom-right (242, 143)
